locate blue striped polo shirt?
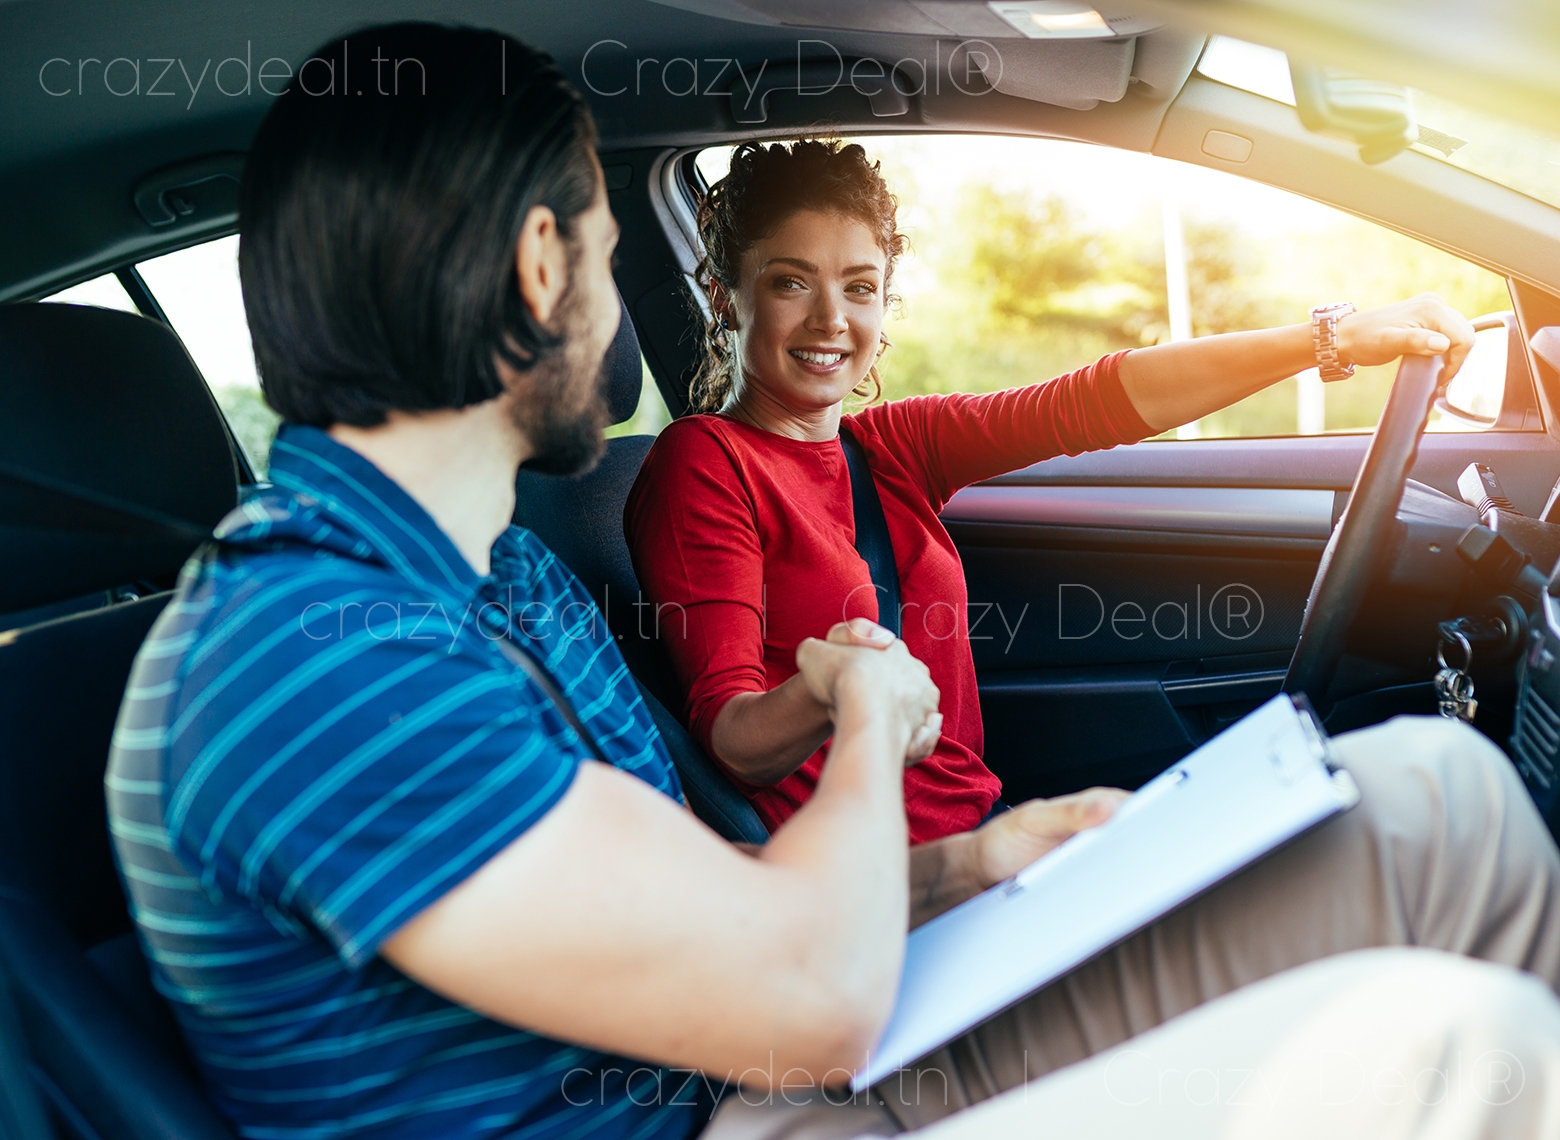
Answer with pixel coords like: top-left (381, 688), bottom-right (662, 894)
top-left (106, 424), bottom-right (710, 1140)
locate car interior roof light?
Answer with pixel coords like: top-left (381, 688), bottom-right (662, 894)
top-left (989, 2), bottom-right (1116, 40)
top-left (1196, 36), bottom-right (1296, 105)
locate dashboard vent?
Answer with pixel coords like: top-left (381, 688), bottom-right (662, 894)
top-left (1513, 684), bottom-right (1560, 791)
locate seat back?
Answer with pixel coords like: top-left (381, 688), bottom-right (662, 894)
top-left (0, 304), bottom-right (238, 620)
top-left (0, 598), bottom-right (236, 1140)
top-left (514, 298), bottom-right (767, 845)
top-left (0, 966), bottom-right (53, 1140)
top-left (0, 302), bottom-right (241, 1140)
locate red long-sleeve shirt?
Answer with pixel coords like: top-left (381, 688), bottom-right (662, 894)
top-left (624, 352), bottom-right (1151, 843)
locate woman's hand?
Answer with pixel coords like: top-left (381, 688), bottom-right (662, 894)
top-left (823, 620), bottom-right (943, 763)
top-left (1335, 293), bottom-right (1476, 383)
top-left (906, 787), bottom-right (1128, 926)
top-left (796, 619), bottom-right (941, 765)
top-left (970, 788), bottom-right (1129, 890)
top-left (710, 619), bottom-right (936, 784)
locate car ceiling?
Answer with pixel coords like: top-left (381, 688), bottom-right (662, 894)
top-left (0, 0), bottom-right (1556, 303)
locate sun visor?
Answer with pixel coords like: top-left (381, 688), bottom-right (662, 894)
top-left (646, 0), bottom-right (1194, 111)
top-left (963, 35), bottom-right (1135, 109)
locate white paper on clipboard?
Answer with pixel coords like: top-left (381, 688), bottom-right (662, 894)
top-left (852, 694), bottom-right (1359, 1091)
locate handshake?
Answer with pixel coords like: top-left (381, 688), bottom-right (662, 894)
top-left (794, 617), bottom-right (944, 765)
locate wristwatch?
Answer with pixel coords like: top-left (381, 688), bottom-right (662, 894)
top-left (1311, 302), bottom-right (1357, 382)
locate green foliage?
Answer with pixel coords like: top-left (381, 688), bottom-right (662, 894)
top-left (959, 187), bottom-right (1132, 335)
top-left (213, 386), bottom-right (281, 477)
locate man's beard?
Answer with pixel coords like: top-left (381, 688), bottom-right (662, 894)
top-left (511, 282), bottom-right (612, 477)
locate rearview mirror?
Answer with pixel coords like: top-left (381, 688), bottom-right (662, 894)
top-left (1289, 61), bottom-right (1417, 164)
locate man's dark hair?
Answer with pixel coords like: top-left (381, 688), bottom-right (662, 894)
top-left (239, 23), bottom-right (600, 427)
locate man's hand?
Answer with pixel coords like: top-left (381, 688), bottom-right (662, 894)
top-left (709, 619), bottom-right (937, 784)
top-left (1336, 293), bottom-right (1476, 384)
top-left (971, 788), bottom-right (1129, 890)
top-left (795, 619), bottom-right (941, 764)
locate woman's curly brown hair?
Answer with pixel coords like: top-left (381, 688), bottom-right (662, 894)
top-left (689, 139), bottom-right (907, 413)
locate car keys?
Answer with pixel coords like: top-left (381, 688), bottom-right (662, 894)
top-left (1435, 629), bottom-right (1478, 723)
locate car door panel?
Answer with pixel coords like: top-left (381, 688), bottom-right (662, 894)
top-left (955, 432), bottom-right (1560, 800)
top-left (975, 433), bottom-right (1560, 512)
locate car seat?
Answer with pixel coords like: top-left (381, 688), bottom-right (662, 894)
top-left (514, 296), bottom-right (768, 844)
top-left (0, 303), bottom-right (241, 1140)
top-left (0, 295), bottom-right (763, 1140)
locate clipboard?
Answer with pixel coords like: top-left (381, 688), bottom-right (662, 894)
top-left (853, 694), bottom-right (1359, 1091)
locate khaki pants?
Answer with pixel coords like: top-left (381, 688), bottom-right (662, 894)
top-left (704, 716), bottom-right (1560, 1139)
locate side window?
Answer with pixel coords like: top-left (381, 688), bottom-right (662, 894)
top-left (49, 237), bottom-right (671, 473)
top-left (133, 235), bottom-right (670, 462)
top-left (135, 237), bottom-right (280, 474)
top-left (42, 273), bottom-right (139, 314)
top-left (697, 137), bottom-right (1514, 438)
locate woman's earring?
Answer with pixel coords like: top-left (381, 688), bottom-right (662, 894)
top-left (720, 318), bottom-right (730, 330)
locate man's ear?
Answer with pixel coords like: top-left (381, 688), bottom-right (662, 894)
top-left (515, 205), bottom-right (569, 327)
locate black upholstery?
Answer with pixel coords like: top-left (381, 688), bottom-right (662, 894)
top-left (0, 289), bottom-right (759, 1140)
top-left (0, 301), bottom-right (241, 1138)
top-left (520, 434), bottom-right (658, 656)
top-left (0, 598), bottom-right (167, 950)
top-left (0, 303), bottom-right (239, 616)
top-left (515, 298), bottom-right (768, 845)
top-left (0, 596), bottom-right (236, 1140)
top-left (633, 681), bottom-right (772, 847)
top-left (600, 292), bottom-right (645, 427)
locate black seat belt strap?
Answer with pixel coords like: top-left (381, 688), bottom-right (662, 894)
top-left (0, 458), bottom-right (212, 542)
top-left (839, 426), bottom-right (902, 639)
top-left (493, 636), bottom-right (611, 764)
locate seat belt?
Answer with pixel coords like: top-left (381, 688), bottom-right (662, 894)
top-left (0, 458), bottom-right (212, 542)
top-left (839, 426), bottom-right (902, 638)
top-left (497, 634), bottom-right (771, 843)
top-left (493, 637), bottom-right (612, 763)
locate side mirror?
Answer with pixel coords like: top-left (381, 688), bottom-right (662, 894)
top-left (1289, 60), bottom-right (1417, 164)
top-left (1436, 312), bottom-right (1539, 431)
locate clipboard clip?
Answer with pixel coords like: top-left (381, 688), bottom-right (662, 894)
top-left (1289, 693), bottom-right (1339, 771)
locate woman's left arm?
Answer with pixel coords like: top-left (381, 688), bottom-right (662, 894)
top-left (1119, 294), bottom-right (1476, 434)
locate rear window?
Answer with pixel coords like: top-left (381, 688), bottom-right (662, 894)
top-left (41, 273), bottom-right (138, 314)
top-left (136, 237), bottom-right (279, 474)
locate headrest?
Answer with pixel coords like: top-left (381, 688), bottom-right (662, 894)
top-left (603, 292), bottom-right (644, 426)
top-left (0, 304), bottom-right (238, 615)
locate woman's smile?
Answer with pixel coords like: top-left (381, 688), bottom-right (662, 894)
top-left (788, 346), bottom-right (851, 372)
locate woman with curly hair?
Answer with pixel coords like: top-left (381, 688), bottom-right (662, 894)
top-left (625, 138), bottom-right (1472, 844)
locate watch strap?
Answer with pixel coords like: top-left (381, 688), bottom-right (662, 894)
top-left (1311, 302), bottom-right (1357, 382)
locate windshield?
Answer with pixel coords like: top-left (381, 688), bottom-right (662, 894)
top-left (1196, 36), bottom-right (1560, 213)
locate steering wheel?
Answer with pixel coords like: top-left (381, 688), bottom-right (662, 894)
top-left (1283, 353), bottom-right (1445, 711)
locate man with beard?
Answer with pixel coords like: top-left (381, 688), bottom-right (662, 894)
top-left (107, 21), bottom-right (1560, 1140)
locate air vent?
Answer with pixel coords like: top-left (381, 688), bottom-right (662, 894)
top-left (1513, 684), bottom-right (1560, 790)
